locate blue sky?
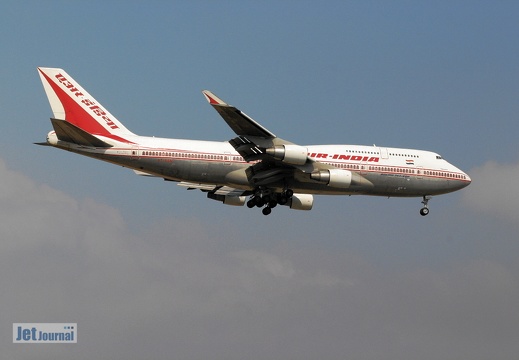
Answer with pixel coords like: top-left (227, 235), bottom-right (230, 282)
top-left (1, 1), bottom-right (519, 359)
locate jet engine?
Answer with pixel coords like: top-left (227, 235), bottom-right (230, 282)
top-left (266, 144), bottom-right (308, 165)
top-left (207, 193), bottom-right (247, 206)
top-left (288, 193), bottom-right (313, 210)
top-left (310, 169), bottom-right (352, 188)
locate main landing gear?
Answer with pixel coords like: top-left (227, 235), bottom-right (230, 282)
top-left (246, 189), bottom-right (294, 216)
top-left (420, 195), bottom-right (432, 216)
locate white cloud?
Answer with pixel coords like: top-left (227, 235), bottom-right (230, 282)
top-left (2, 158), bottom-right (519, 360)
top-left (463, 160), bottom-right (519, 222)
top-left (232, 250), bottom-right (296, 278)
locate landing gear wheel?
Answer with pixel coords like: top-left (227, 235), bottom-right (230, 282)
top-left (285, 189), bottom-right (294, 198)
top-left (255, 196), bottom-right (265, 207)
top-left (247, 199), bottom-right (255, 208)
top-left (420, 207), bottom-right (429, 216)
top-left (420, 195), bottom-right (432, 217)
top-left (278, 195), bottom-right (288, 205)
top-left (262, 207), bottom-right (272, 216)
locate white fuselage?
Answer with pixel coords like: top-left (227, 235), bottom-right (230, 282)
top-left (49, 132), bottom-right (471, 198)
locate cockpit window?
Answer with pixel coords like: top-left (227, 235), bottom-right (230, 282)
top-left (436, 155), bottom-right (442, 160)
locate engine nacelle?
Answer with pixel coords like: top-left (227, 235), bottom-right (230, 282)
top-left (223, 196), bottom-right (247, 206)
top-left (207, 193), bottom-right (247, 206)
top-left (288, 194), bottom-right (313, 211)
top-left (266, 144), bottom-right (308, 165)
top-left (310, 169), bottom-right (352, 188)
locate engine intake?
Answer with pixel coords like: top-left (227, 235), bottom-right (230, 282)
top-left (310, 169), bottom-right (352, 188)
top-left (266, 144), bottom-right (308, 165)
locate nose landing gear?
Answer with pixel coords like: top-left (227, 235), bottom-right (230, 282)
top-left (420, 195), bottom-right (432, 216)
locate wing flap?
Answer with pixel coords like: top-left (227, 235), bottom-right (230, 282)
top-left (177, 182), bottom-right (216, 191)
top-left (177, 182), bottom-right (246, 196)
top-left (214, 186), bottom-right (247, 196)
top-left (229, 136), bottom-right (266, 162)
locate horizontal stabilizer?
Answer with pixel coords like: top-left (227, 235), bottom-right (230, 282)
top-left (50, 118), bottom-right (113, 147)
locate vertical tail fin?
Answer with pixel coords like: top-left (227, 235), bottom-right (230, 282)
top-left (37, 67), bottom-right (135, 138)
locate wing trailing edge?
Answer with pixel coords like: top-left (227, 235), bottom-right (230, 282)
top-left (177, 181), bottom-right (247, 196)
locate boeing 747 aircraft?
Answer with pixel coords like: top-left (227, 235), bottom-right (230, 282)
top-left (36, 67), bottom-right (471, 216)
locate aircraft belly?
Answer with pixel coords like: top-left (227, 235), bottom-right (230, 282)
top-left (68, 147), bottom-right (462, 197)
top-left (366, 173), bottom-right (414, 195)
top-left (172, 160), bottom-right (247, 186)
top-left (361, 173), bottom-right (457, 197)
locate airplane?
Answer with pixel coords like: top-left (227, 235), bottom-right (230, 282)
top-left (36, 67), bottom-right (471, 216)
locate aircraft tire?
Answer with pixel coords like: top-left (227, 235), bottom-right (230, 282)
top-left (255, 197), bottom-right (265, 207)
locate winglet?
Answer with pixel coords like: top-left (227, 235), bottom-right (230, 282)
top-left (202, 90), bottom-right (227, 106)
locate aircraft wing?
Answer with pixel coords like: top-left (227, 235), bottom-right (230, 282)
top-left (202, 90), bottom-right (336, 177)
top-left (202, 90), bottom-right (275, 138)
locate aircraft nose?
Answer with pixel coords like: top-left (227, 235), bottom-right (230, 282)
top-left (460, 172), bottom-right (471, 189)
top-left (449, 164), bottom-right (471, 191)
